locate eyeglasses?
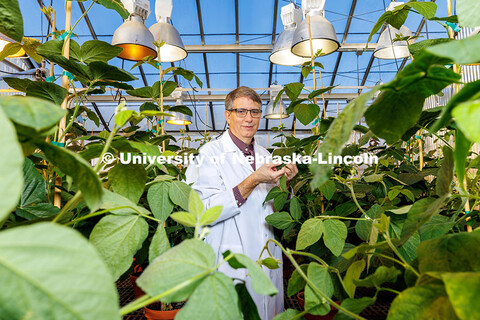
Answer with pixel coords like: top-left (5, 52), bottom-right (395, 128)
top-left (228, 108), bottom-right (262, 118)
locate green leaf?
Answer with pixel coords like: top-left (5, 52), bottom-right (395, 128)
top-left (280, 175), bottom-right (287, 192)
top-left (454, 129), bottom-right (472, 189)
top-left (100, 188), bottom-right (151, 216)
top-left (231, 253), bottom-right (278, 296)
top-left (273, 192), bottom-right (288, 211)
top-left (418, 214), bottom-right (454, 241)
top-left (0, 223), bottom-right (120, 320)
top-left (176, 273), bottom-right (241, 320)
top-left (355, 204), bottom-right (383, 241)
top-left (0, 107), bottom-right (23, 222)
top-left (305, 262), bottom-right (333, 316)
top-left (19, 158), bottom-right (46, 207)
top-left (354, 266), bottom-right (401, 288)
top-left (442, 272), bottom-right (480, 320)
top-left (319, 180), bottom-right (336, 200)
top-left (0, 0), bottom-right (23, 42)
top-left (188, 189), bottom-right (204, 217)
top-left (149, 224), bottom-right (170, 264)
top-left (293, 103), bottom-right (320, 126)
top-left (310, 88), bottom-right (378, 188)
top-left (147, 182), bottom-right (174, 221)
top-left (436, 146), bottom-right (454, 196)
top-left (264, 186), bottom-right (283, 203)
top-left (0, 96), bottom-right (65, 136)
top-left (114, 109), bottom-right (134, 127)
top-left (308, 86), bottom-right (337, 99)
top-left (409, 39), bottom-right (451, 57)
top-left (273, 309), bottom-right (301, 320)
top-left (400, 189), bottom-right (415, 202)
top-left (235, 283), bottom-right (261, 320)
top-left (169, 180), bottom-right (191, 211)
top-left (22, 37), bottom-right (42, 63)
top-left (388, 189), bottom-right (401, 200)
top-left (35, 39), bottom-right (81, 62)
top-left (334, 298), bottom-right (375, 320)
top-left (168, 105), bottom-right (193, 116)
top-left (26, 81), bottom-right (68, 105)
top-left (365, 52), bottom-right (460, 144)
top-left (126, 86), bottom-right (154, 98)
top-left (200, 206), bottom-right (222, 225)
top-left (137, 239), bottom-right (216, 303)
top-left (427, 34), bottom-right (480, 65)
top-left (296, 218), bottom-right (324, 250)
top-left (80, 40), bottom-right (123, 63)
top-left (16, 203), bottom-right (60, 220)
top-left (452, 99), bottom-right (480, 145)
top-left (335, 202), bottom-right (358, 217)
top-left (0, 42), bottom-right (22, 60)
top-left (343, 260), bottom-right (366, 298)
top-left (93, 0), bottom-right (129, 19)
top-left (170, 211), bottom-right (197, 227)
top-left (88, 61), bottom-right (137, 82)
top-left (407, 2), bottom-right (437, 19)
top-left (108, 164), bottom-right (146, 203)
top-left (401, 196), bottom-right (447, 245)
top-left (284, 83), bottom-right (304, 101)
top-left (90, 214), bottom-right (148, 280)
top-left (36, 141), bottom-right (103, 210)
top-left (3, 77), bottom-right (31, 92)
top-left (323, 219), bottom-right (347, 256)
top-left (265, 211), bottom-right (295, 230)
top-left (387, 285), bottom-right (457, 320)
top-left (260, 257), bottom-right (280, 270)
top-left (161, 80), bottom-right (178, 97)
top-left (417, 231), bottom-right (480, 273)
top-left (457, 0), bottom-right (480, 27)
top-left (289, 197), bottom-right (302, 221)
top-left (431, 79), bottom-right (480, 132)
top-left (287, 264), bottom-right (309, 297)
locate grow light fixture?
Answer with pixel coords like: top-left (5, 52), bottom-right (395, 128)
top-left (112, 0), bottom-right (157, 61)
top-left (0, 33), bottom-right (25, 58)
top-left (264, 84), bottom-right (290, 119)
top-left (166, 90), bottom-right (192, 125)
top-left (291, 0), bottom-right (340, 57)
top-left (374, 2), bottom-right (413, 60)
top-left (149, 0), bottom-right (187, 62)
top-left (270, 3), bottom-right (310, 66)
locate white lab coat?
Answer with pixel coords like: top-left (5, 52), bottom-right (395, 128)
top-left (185, 131), bottom-right (284, 320)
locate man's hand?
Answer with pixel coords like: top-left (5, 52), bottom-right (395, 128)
top-left (284, 164), bottom-right (298, 185)
top-left (253, 162), bottom-right (286, 184)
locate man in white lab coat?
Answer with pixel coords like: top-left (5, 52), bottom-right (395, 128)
top-left (185, 86), bottom-right (298, 320)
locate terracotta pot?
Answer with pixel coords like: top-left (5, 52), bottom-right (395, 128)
top-left (129, 274), bottom-right (146, 299)
top-left (297, 292), bottom-right (338, 320)
top-left (144, 306), bottom-right (180, 320)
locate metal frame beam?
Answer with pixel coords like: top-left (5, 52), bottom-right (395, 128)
top-left (195, 0), bottom-right (215, 131)
top-left (265, 0), bottom-right (279, 130)
top-left (185, 43), bottom-right (376, 53)
top-left (235, 0), bottom-right (240, 88)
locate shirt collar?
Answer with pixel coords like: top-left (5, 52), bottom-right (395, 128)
top-left (228, 130), bottom-right (255, 154)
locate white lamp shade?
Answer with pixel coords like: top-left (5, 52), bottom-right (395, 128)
top-left (374, 25), bottom-right (412, 60)
top-left (149, 21), bottom-right (187, 62)
top-left (166, 111), bottom-right (192, 125)
top-left (291, 14), bottom-right (340, 57)
top-left (264, 99), bottom-right (289, 119)
top-left (270, 26), bottom-right (310, 66)
top-left (112, 15), bottom-right (157, 61)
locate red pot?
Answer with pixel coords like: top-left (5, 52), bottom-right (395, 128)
top-left (129, 274), bottom-right (146, 299)
top-left (144, 306), bottom-right (180, 320)
top-left (297, 292), bottom-right (338, 320)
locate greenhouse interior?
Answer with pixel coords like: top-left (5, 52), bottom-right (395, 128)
top-left (1, 0), bottom-right (480, 319)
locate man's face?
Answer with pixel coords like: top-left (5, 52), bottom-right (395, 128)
top-left (225, 96), bottom-right (261, 144)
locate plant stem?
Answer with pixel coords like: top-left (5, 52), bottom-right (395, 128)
top-left (266, 239), bottom-right (366, 320)
top-left (52, 192), bottom-right (82, 223)
top-left (63, 206), bottom-right (131, 226)
top-left (120, 253), bottom-right (233, 315)
top-left (347, 183), bottom-right (367, 215)
top-left (93, 123), bottom-right (121, 172)
top-left (383, 232), bottom-right (420, 277)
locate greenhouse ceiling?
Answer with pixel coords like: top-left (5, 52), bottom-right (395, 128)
top-left (4, 0), bottom-right (451, 133)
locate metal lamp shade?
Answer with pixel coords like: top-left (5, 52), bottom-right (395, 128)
top-left (0, 33), bottom-right (25, 58)
top-left (291, 14), bottom-right (340, 57)
top-left (270, 26), bottom-right (310, 66)
top-left (264, 99), bottom-right (289, 119)
top-left (166, 111), bottom-right (192, 125)
top-left (112, 15), bottom-right (157, 61)
top-left (149, 22), bottom-right (187, 62)
top-left (374, 25), bottom-right (412, 60)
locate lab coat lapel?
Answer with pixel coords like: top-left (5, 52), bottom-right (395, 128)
top-left (220, 131), bottom-right (255, 173)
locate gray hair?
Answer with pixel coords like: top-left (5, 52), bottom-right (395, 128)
top-left (225, 86), bottom-right (262, 110)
